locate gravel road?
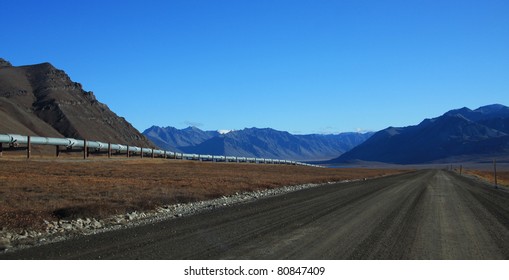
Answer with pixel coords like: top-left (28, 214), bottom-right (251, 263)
top-left (2, 169), bottom-right (508, 259)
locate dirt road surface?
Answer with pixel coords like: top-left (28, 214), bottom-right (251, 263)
top-left (2, 170), bottom-right (508, 259)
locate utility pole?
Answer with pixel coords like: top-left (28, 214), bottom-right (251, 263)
top-left (494, 159), bottom-right (498, 188)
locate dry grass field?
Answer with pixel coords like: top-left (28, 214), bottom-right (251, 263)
top-left (0, 158), bottom-right (407, 231)
top-left (465, 169), bottom-right (509, 187)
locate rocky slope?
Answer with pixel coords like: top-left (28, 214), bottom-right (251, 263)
top-left (0, 58), bottom-right (152, 146)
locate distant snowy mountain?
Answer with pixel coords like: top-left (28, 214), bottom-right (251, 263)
top-left (217, 129), bottom-right (234, 135)
top-left (143, 126), bottom-right (373, 161)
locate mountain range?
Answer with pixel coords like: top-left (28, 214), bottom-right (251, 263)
top-left (143, 126), bottom-right (220, 151)
top-left (331, 104), bottom-right (509, 164)
top-left (3, 58), bottom-right (507, 164)
top-left (143, 126), bottom-right (374, 161)
top-left (0, 58), bottom-right (152, 147)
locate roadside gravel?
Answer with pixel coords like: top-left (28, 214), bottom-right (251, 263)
top-left (0, 179), bottom-right (360, 253)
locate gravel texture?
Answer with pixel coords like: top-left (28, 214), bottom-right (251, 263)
top-left (0, 179), bottom-right (356, 253)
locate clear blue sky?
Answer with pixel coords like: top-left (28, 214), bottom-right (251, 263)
top-left (1, 0), bottom-right (508, 134)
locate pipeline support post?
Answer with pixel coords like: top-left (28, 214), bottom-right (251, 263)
top-left (141, 148), bottom-right (144, 159)
top-left (151, 149), bottom-right (154, 158)
top-left (108, 143), bottom-right (112, 158)
top-left (126, 145), bottom-right (130, 158)
top-left (83, 139), bottom-right (88, 160)
top-left (56, 145), bottom-right (60, 158)
top-left (0, 143), bottom-right (3, 157)
top-left (27, 136), bottom-right (31, 159)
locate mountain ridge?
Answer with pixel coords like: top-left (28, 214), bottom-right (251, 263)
top-left (330, 104), bottom-right (509, 164)
top-left (0, 58), bottom-right (153, 147)
top-left (143, 125), bottom-right (220, 151)
top-left (144, 126), bottom-right (373, 161)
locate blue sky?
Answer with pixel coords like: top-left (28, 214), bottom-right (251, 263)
top-left (1, 0), bottom-right (508, 134)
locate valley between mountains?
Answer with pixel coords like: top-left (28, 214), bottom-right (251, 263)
top-left (1, 58), bottom-right (509, 260)
top-left (2, 58), bottom-right (509, 164)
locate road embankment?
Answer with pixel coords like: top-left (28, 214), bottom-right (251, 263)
top-left (2, 169), bottom-right (508, 259)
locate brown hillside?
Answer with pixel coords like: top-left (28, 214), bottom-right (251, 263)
top-left (0, 58), bottom-right (152, 147)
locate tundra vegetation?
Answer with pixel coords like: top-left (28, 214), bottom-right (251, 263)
top-left (0, 158), bottom-right (406, 231)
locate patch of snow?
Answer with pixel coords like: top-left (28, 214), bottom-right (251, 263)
top-left (218, 129), bottom-right (234, 134)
